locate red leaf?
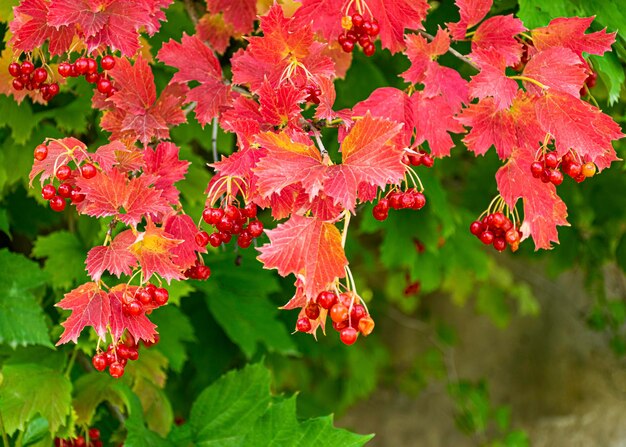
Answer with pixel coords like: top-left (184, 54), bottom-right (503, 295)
top-left (412, 92), bottom-right (466, 157)
top-left (85, 230), bottom-right (137, 282)
top-left (130, 219), bottom-right (184, 282)
top-left (472, 15), bottom-right (526, 67)
top-left (157, 33), bottom-right (231, 125)
top-left (447, 0), bottom-right (493, 40)
top-left (196, 13), bottom-right (237, 54)
top-left (56, 282), bottom-right (110, 344)
top-left (164, 214), bottom-right (206, 270)
top-left (532, 17), bottom-right (615, 58)
top-left (206, 0), bottom-right (257, 33)
top-left (365, 0), bottom-right (429, 54)
top-left (10, 0), bottom-right (75, 55)
top-left (30, 137), bottom-right (88, 186)
top-left (90, 141), bottom-right (127, 174)
top-left (257, 214), bottom-right (347, 299)
top-left (143, 142), bottom-right (189, 204)
top-left (75, 169), bottom-right (171, 226)
top-left (496, 148), bottom-right (569, 250)
top-left (468, 50), bottom-right (519, 110)
top-left (535, 91), bottom-right (623, 169)
top-left (108, 284), bottom-right (157, 342)
top-left (258, 80), bottom-right (307, 129)
top-left (522, 47), bottom-right (587, 97)
top-left (293, 0), bottom-right (344, 42)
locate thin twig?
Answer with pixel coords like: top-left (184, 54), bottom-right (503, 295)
top-left (417, 30), bottom-right (478, 70)
top-left (183, 0), bottom-right (199, 24)
top-left (211, 117), bottom-right (219, 163)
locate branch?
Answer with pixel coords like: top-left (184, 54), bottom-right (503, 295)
top-left (417, 30), bottom-right (478, 70)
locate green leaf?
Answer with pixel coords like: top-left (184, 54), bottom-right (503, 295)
top-left (189, 363), bottom-right (272, 446)
top-left (0, 363), bottom-right (72, 435)
top-left (73, 372), bottom-right (125, 424)
top-left (0, 208), bottom-right (10, 238)
top-left (592, 53), bottom-right (625, 106)
top-left (0, 0), bottom-right (18, 20)
top-left (517, 0), bottom-right (572, 28)
top-left (242, 396), bottom-right (372, 447)
top-left (151, 305), bottom-right (196, 372)
top-left (0, 249), bottom-right (51, 348)
top-left (32, 231), bottom-right (88, 289)
top-left (197, 252), bottom-right (297, 358)
top-left (615, 232), bottom-right (626, 273)
top-left (0, 96), bottom-right (43, 145)
top-left (22, 416), bottom-right (50, 446)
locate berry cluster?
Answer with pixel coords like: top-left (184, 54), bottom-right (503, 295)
top-left (296, 291), bottom-right (375, 345)
top-left (8, 60), bottom-right (60, 100)
top-left (404, 149), bottom-right (434, 168)
top-left (530, 151), bottom-right (596, 184)
top-left (201, 203), bottom-right (264, 249)
top-left (338, 13), bottom-right (379, 56)
top-left (122, 283), bottom-right (169, 317)
top-left (35, 143), bottom-right (97, 212)
top-left (58, 55), bottom-right (116, 96)
top-left (91, 334), bottom-right (158, 379)
top-left (470, 212), bottom-right (521, 252)
top-left (372, 188), bottom-right (426, 221)
top-left (304, 85), bottom-right (322, 104)
top-left (54, 428), bottom-right (102, 447)
top-left (184, 258), bottom-right (211, 280)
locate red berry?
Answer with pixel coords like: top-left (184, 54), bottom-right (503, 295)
top-left (237, 231), bottom-right (253, 248)
top-left (101, 55), bottom-right (116, 70)
top-left (340, 327), bottom-right (358, 345)
top-left (567, 162), bottom-right (582, 178)
top-left (34, 144), bottom-right (48, 161)
top-left (153, 288), bottom-right (169, 305)
top-left (48, 82), bottom-right (60, 97)
top-left (350, 304), bottom-right (366, 323)
top-left (56, 165), bottom-right (72, 180)
top-left (74, 436), bottom-right (86, 447)
top-left (58, 62), bottom-right (71, 77)
top-left (388, 192), bottom-right (402, 209)
top-left (127, 347), bottom-right (139, 361)
top-left (92, 354), bottom-right (107, 371)
top-left (247, 220), bottom-right (264, 238)
top-left (138, 289), bottom-right (153, 305)
top-left (549, 169), bottom-right (563, 186)
top-left (372, 202), bottom-right (388, 221)
top-left (330, 303), bottom-right (349, 323)
top-left (341, 41), bottom-right (355, 53)
top-left (57, 183), bottom-right (72, 198)
top-left (530, 161), bottom-right (543, 178)
top-left (109, 362), bottom-right (125, 378)
top-left (127, 300), bottom-right (143, 316)
top-left (358, 34), bottom-right (371, 47)
top-left (369, 20), bottom-right (380, 36)
top-left (338, 34), bottom-right (348, 45)
top-left (400, 192), bottom-right (415, 209)
top-left (333, 320), bottom-right (349, 331)
top-left (70, 188), bottom-right (86, 203)
top-left (97, 78), bottom-right (112, 94)
top-left (351, 13), bottom-right (364, 27)
top-left (203, 207), bottom-right (224, 224)
top-left (86, 58), bottom-right (98, 74)
top-left (317, 291), bottom-right (337, 309)
top-left (224, 204), bottom-right (241, 221)
top-left (479, 230), bottom-right (494, 245)
top-left (540, 169), bottom-right (551, 183)
top-left (505, 229), bottom-right (519, 245)
top-left (195, 231), bottom-right (210, 247)
top-left (86, 72), bottom-right (100, 83)
top-left (208, 232), bottom-right (222, 247)
top-left (421, 154), bottom-right (434, 168)
top-left (585, 71), bottom-right (597, 88)
top-left (20, 61), bottom-right (34, 74)
top-left (411, 191), bottom-right (426, 210)
top-left (42, 184), bottom-right (56, 200)
top-left (33, 67), bottom-right (47, 83)
top-left (219, 232), bottom-right (232, 243)
top-left (8, 62), bottom-right (21, 77)
top-left (216, 216), bottom-right (234, 233)
top-left (195, 265), bottom-right (211, 280)
top-left (346, 30), bottom-right (358, 42)
top-left (470, 220), bottom-right (483, 236)
top-left (49, 196), bottom-right (66, 212)
top-left (363, 43), bottom-right (375, 56)
top-left (75, 57), bottom-right (89, 74)
top-left (544, 152), bottom-right (558, 169)
top-left (492, 212), bottom-right (506, 228)
top-left (305, 303), bottom-right (320, 320)
top-left (493, 237), bottom-right (507, 252)
top-left (296, 317), bottom-right (312, 332)
top-left (81, 163), bottom-right (97, 179)
top-left (88, 428), bottom-right (101, 440)
top-left (243, 202), bottom-right (257, 218)
top-left (361, 21), bottom-right (372, 35)
top-left (116, 344), bottom-right (131, 359)
top-left (12, 79), bottom-right (24, 91)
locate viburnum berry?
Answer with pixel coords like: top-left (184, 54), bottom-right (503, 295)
top-left (8, 62), bottom-right (21, 77)
top-left (57, 183), bottom-right (72, 198)
top-left (195, 231), bottom-right (210, 247)
top-left (316, 290), bottom-right (337, 309)
top-left (127, 300), bottom-right (143, 316)
top-left (49, 196), bottom-right (66, 212)
top-left (109, 362), bottom-right (125, 378)
top-left (42, 184), bottom-right (56, 200)
top-left (237, 231), bottom-right (253, 248)
top-left (582, 162), bottom-right (596, 177)
top-left (21, 60), bottom-right (34, 75)
top-left (469, 221), bottom-right (483, 236)
top-left (56, 165), bottom-right (72, 180)
top-left (81, 163), bottom-right (97, 179)
top-left (372, 198), bottom-right (389, 221)
top-left (58, 62), bottom-right (71, 77)
top-left (92, 354), bottom-right (107, 372)
top-left (70, 188), bottom-right (86, 203)
top-left (330, 303), bottom-right (348, 323)
top-left (248, 220), bottom-right (264, 238)
top-left (296, 317), bottom-right (312, 332)
top-left (154, 287), bottom-right (169, 305)
top-left (97, 78), bottom-right (112, 94)
top-left (340, 327), bottom-right (358, 345)
top-left (101, 55), bottom-right (116, 70)
top-left (305, 302), bottom-right (320, 320)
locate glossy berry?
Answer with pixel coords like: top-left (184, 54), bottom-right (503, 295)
top-left (101, 55), bottom-right (116, 70)
top-left (493, 238), bottom-right (507, 252)
top-left (33, 67), bottom-right (47, 83)
top-left (363, 43), bottom-right (375, 57)
top-left (208, 232), bottom-right (222, 247)
top-left (248, 220), bottom-right (264, 238)
top-left (195, 265), bottom-right (211, 280)
top-left (74, 57), bottom-right (89, 74)
top-left (317, 291), bottom-right (337, 309)
top-left (48, 83), bottom-right (60, 97)
top-left (109, 362), bottom-right (125, 378)
top-left (372, 200), bottom-right (389, 221)
top-left (70, 189), bottom-right (86, 203)
top-left (138, 289), bottom-right (153, 305)
top-left (305, 303), bottom-right (320, 320)
top-left (470, 220), bottom-right (483, 236)
top-left (49, 196), bottom-right (66, 212)
top-left (97, 78), bottom-right (112, 94)
top-left (330, 303), bottom-right (349, 323)
top-left (243, 202), bottom-right (257, 218)
top-left (8, 62), bottom-right (21, 77)
top-left (237, 231), bottom-right (253, 248)
top-left (582, 162), bottom-right (596, 178)
top-left (479, 230), bottom-right (494, 245)
top-left (34, 144), bottom-right (48, 161)
top-left (86, 58), bottom-right (98, 74)
top-left (127, 300), bottom-right (143, 316)
top-left (351, 13), bottom-right (364, 27)
top-left (56, 165), bottom-right (72, 180)
top-left (21, 61), bottom-right (34, 74)
top-left (296, 317), bottom-right (312, 333)
top-left (89, 428), bottom-right (101, 440)
top-left (544, 152), bottom-right (558, 169)
top-left (412, 192), bottom-right (426, 210)
top-left (58, 62), bottom-right (72, 77)
top-left (86, 72), bottom-right (100, 83)
top-left (92, 354), bottom-right (107, 371)
top-left (80, 163), bottom-right (97, 179)
top-left (341, 40), bottom-right (355, 53)
top-left (57, 183), bottom-right (72, 198)
top-left (12, 79), bottom-right (24, 90)
top-left (195, 231), bottom-right (210, 247)
top-left (203, 207), bottom-right (224, 224)
top-left (42, 184), bottom-right (56, 200)
top-left (369, 20), bottom-right (380, 36)
top-left (549, 169), bottom-right (563, 186)
top-left (530, 161), bottom-right (543, 178)
top-left (350, 304), bottom-right (367, 323)
top-left (154, 288), bottom-right (169, 306)
top-left (340, 327), bottom-right (358, 345)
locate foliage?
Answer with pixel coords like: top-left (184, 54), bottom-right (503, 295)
top-left (0, 0), bottom-right (624, 445)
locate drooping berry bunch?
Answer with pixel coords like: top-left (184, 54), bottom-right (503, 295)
top-left (122, 283), bottom-right (169, 317)
top-left (530, 150), bottom-right (596, 185)
top-left (183, 257), bottom-right (211, 280)
top-left (470, 211), bottom-right (521, 252)
top-left (296, 290), bottom-right (375, 345)
top-left (57, 55), bottom-right (116, 96)
top-left (35, 143), bottom-right (97, 212)
top-left (372, 188), bottom-right (426, 221)
top-left (54, 428), bottom-right (103, 447)
top-left (91, 333), bottom-right (158, 379)
top-left (338, 13), bottom-right (380, 56)
top-left (8, 60), bottom-right (60, 100)
top-left (404, 149), bottom-right (434, 168)
top-left (201, 202), bottom-right (264, 249)
top-left (303, 84), bottom-right (322, 104)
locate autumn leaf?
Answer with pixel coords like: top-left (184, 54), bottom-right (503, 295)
top-left (206, 0), bottom-right (257, 34)
top-left (85, 230), bottom-right (137, 282)
top-left (522, 47), bottom-right (587, 96)
top-left (164, 214), bottom-right (206, 271)
top-left (472, 15), bottom-right (526, 67)
top-left (532, 17), bottom-right (615, 58)
top-left (108, 284), bottom-right (157, 342)
top-left (468, 50), bottom-right (519, 110)
top-left (447, 0), bottom-right (493, 40)
top-left (56, 282), bottom-right (110, 344)
top-left (10, 0), bottom-right (75, 55)
top-left (30, 137), bottom-right (88, 186)
top-left (143, 142), bottom-right (189, 204)
top-left (257, 215), bottom-right (347, 299)
top-left (196, 13), bottom-right (237, 54)
top-left (130, 219), bottom-right (184, 282)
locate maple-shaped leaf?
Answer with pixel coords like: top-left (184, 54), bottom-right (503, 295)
top-left (258, 80), bottom-right (307, 129)
top-left (196, 13), bottom-right (237, 54)
top-left (314, 76), bottom-right (349, 122)
top-left (108, 284), bottom-right (157, 342)
top-left (457, 92), bottom-right (543, 160)
top-left (472, 15), bottom-right (526, 66)
top-left (206, 0), bottom-right (256, 33)
top-left (130, 219), bottom-right (184, 282)
top-left (85, 230), bottom-right (137, 282)
top-left (257, 214), bottom-right (347, 299)
top-left (496, 148), bottom-right (569, 250)
top-left (357, 0), bottom-right (429, 54)
top-left (10, 0), bottom-right (75, 55)
top-left (163, 214), bottom-right (206, 270)
top-left (143, 142), bottom-right (189, 204)
top-left (447, 0), bottom-right (493, 40)
top-left (293, 0), bottom-right (344, 42)
top-left (56, 282), bottom-right (110, 344)
top-left (103, 56), bottom-right (188, 145)
top-left (157, 33), bottom-right (231, 125)
top-left (402, 29), bottom-right (469, 109)
top-left (468, 49), bottom-right (519, 110)
top-left (30, 137), bottom-right (88, 186)
top-left (231, 4), bottom-right (335, 92)
top-left (532, 17), bottom-right (615, 58)
top-left (535, 91), bottom-right (623, 170)
top-left (75, 169), bottom-right (171, 226)
top-left (90, 141), bottom-right (125, 173)
top-left (522, 47), bottom-right (587, 97)
top-left (219, 95), bottom-right (266, 150)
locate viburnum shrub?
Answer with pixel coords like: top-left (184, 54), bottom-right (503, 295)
top-left (5, 0), bottom-right (623, 377)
